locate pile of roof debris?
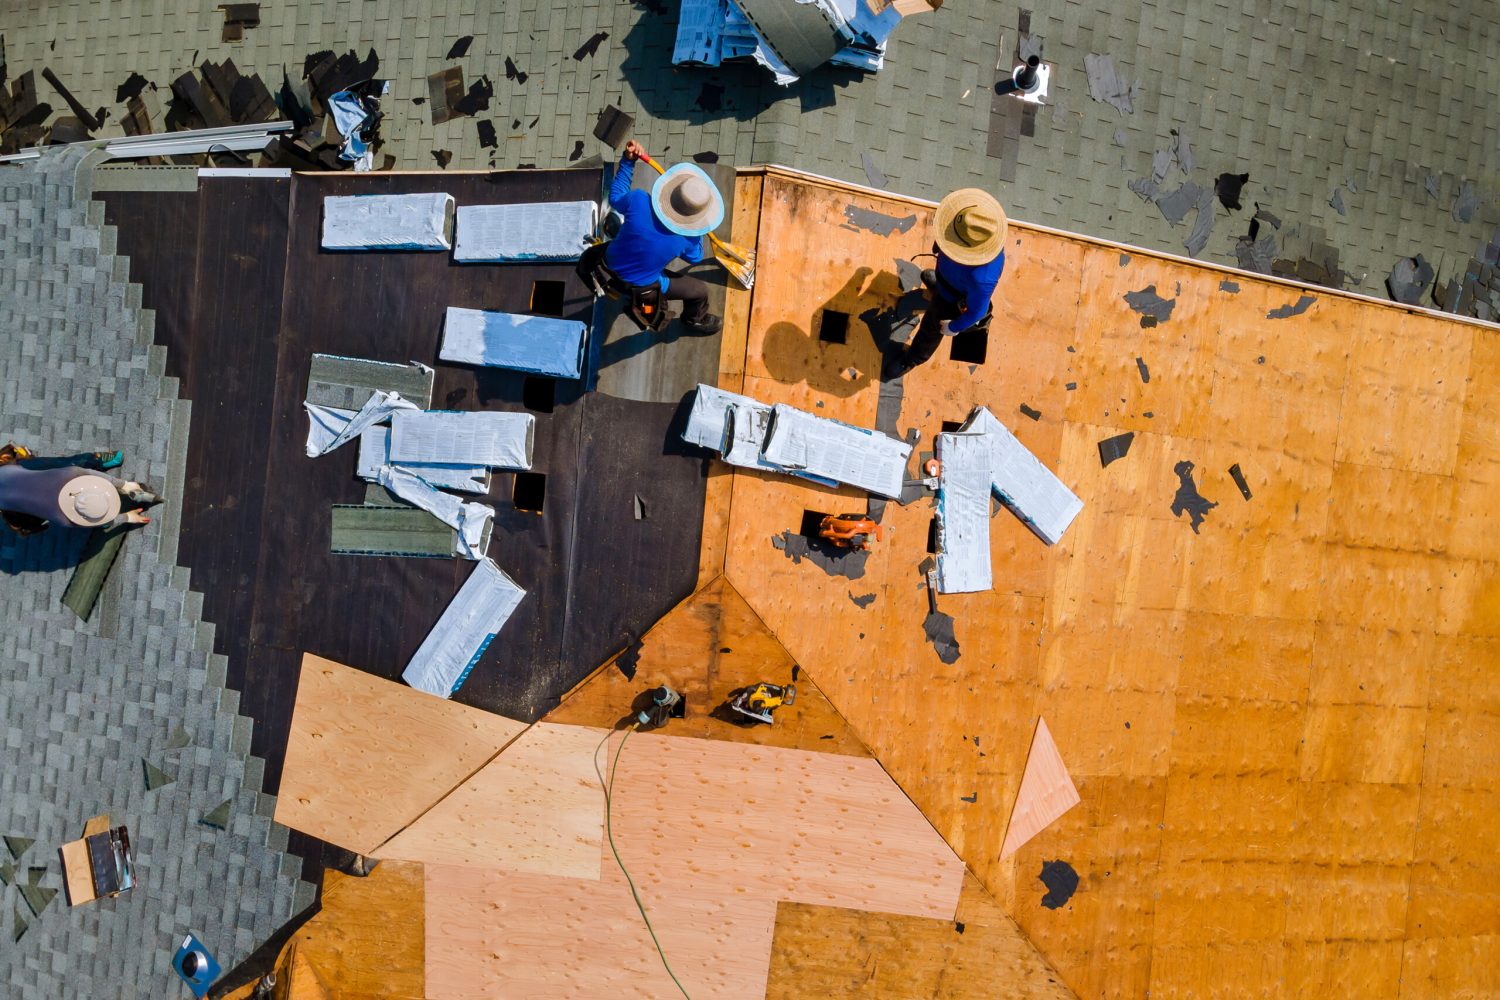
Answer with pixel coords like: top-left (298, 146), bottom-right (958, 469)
top-left (673, 0), bottom-right (940, 84)
top-left (0, 37), bottom-right (388, 170)
top-left (1420, 224), bottom-right (1500, 323)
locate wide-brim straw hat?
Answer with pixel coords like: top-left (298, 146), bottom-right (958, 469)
top-left (651, 163), bottom-right (725, 237)
top-left (58, 473), bottom-right (120, 527)
top-left (934, 188), bottom-right (1008, 265)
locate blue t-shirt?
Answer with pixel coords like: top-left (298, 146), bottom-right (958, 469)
top-left (936, 250), bottom-right (1005, 331)
top-left (604, 159), bottom-right (705, 290)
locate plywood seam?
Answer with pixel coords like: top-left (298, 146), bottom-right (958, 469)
top-left (368, 722), bottom-right (537, 858)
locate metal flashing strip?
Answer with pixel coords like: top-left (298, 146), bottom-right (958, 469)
top-left (440, 307), bottom-right (588, 379)
top-left (388, 409), bottom-right (535, 469)
top-left (453, 201), bottom-right (598, 262)
top-left (0, 120), bottom-right (294, 163)
top-left (403, 558), bottom-right (527, 698)
top-left (320, 192), bottom-right (456, 251)
top-left (198, 167), bottom-right (293, 178)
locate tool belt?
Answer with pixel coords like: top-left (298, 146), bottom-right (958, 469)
top-left (576, 241), bottom-right (670, 333)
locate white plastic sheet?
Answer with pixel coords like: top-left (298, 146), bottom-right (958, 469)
top-left (402, 557), bottom-right (526, 698)
top-left (357, 425), bottom-right (490, 494)
top-left (321, 193), bottom-right (455, 251)
top-left (303, 390), bottom-right (419, 457)
top-left (453, 202), bottom-right (598, 262)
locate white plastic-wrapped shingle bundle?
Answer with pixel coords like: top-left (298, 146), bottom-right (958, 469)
top-left (321, 193), bottom-right (456, 251)
top-left (452, 201), bottom-right (598, 262)
top-left (439, 306), bottom-right (588, 379)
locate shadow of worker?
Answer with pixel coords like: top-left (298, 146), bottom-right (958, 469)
top-left (758, 266), bottom-right (928, 398)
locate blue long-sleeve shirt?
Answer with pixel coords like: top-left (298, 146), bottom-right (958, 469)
top-left (605, 159), bottom-right (704, 290)
top-left (936, 250), bottom-right (1005, 332)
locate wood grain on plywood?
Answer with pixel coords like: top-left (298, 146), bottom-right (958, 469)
top-left (718, 170), bottom-right (1500, 999)
top-left (1000, 718), bottom-right (1080, 859)
top-left (289, 860), bottom-right (426, 1000)
top-left (274, 653), bottom-right (527, 855)
top-left (377, 722), bottom-right (605, 877)
top-left (543, 576), bottom-right (870, 756)
top-left (764, 872), bottom-right (1077, 999)
top-left (606, 730), bottom-right (966, 919)
top-left (424, 861), bottom-right (778, 1000)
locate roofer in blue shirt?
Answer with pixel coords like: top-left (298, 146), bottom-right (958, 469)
top-left (602, 139), bottom-right (725, 335)
top-left (886, 188), bottom-right (1007, 378)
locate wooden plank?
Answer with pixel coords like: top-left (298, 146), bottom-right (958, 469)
top-left (1000, 718), bottom-right (1080, 859)
top-left (80, 814), bottom-right (110, 838)
top-left (375, 723), bottom-right (605, 878)
top-left (289, 860), bottom-right (426, 1000)
top-left (274, 653), bottom-right (527, 855)
top-left (58, 839), bottom-right (96, 906)
top-left (424, 861), bottom-right (778, 1000)
top-left (606, 730), bottom-right (966, 919)
top-left (764, 872), bottom-right (1077, 999)
top-left (543, 577), bottom-right (872, 757)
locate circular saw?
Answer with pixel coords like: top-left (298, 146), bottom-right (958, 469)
top-left (728, 682), bottom-right (796, 725)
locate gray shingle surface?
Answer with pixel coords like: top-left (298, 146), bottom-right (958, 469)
top-left (0, 147), bottom-right (313, 999)
top-left (2, 1), bottom-right (1498, 297)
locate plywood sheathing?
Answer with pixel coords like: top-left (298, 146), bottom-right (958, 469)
top-left (274, 653), bottom-right (527, 855)
top-left (1000, 718), bottom-right (1081, 859)
top-left (424, 860), bottom-right (777, 1000)
top-left (765, 872), bottom-right (1077, 999)
top-left (714, 168), bottom-right (1500, 997)
top-left (544, 575), bottom-right (871, 756)
top-left (376, 722), bottom-right (606, 877)
top-left (290, 861), bottom-right (426, 1000)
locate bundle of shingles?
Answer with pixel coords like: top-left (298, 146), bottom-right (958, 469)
top-left (262, 49), bottom-right (390, 171)
top-left (673, 0), bottom-right (939, 85)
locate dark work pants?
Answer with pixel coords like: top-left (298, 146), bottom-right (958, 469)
top-left (661, 274), bottom-right (712, 326)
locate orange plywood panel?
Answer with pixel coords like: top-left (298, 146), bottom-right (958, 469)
top-left (1335, 310), bottom-right (1471, 475)
top-left (713, 169), bottom-right (1500, 1000)
top-left (1281, 941), bottom-right (1405, 999)
top-left (424, 861), bottom-right (777, 1000)
top-left (377, 722), bottom-right (605, 878)
top-left (1007, 776), bottom-right (1166, 1000)
top-left (543, 577), bottom-right (871, 757)
top-left (289, 860), bottom-right (426, 1000)
top-left (606, 730), bottom-right (966, 919)
top-left (1400, 936), bottom-right (1500, 1000)
top-left (764, 872), bottom-right (1077, 1000)
top-left (274, 653), bottom-right (527, 855)
top-left (1000, 718), bottom-right (1080, 859)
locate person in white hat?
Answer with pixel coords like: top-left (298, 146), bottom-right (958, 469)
top-left (601, 139), bottom-right (726, 335)
top-left (887, 188), bottom-right (1008, 377)
top-left (0, 464), bottom-right (161, 533)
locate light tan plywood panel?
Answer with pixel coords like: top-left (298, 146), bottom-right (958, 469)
top-left (377, 722), bottom-right (605, 878)
top-left (275, 653), bottom-right (527, 855)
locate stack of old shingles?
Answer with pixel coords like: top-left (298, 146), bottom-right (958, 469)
top-left (1435, 226), bottom-right (1500, 323)
top-left (0, 69), bottom-right (54, 154)
top-left (166, 59), bottom-right (279, 139)
top-left (263, 48), bottom-right (390, 171)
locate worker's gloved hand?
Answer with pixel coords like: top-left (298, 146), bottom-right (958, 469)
top-left (622, 140), bottom-right (644, 162)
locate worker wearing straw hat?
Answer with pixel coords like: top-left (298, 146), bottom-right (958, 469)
top-left (887, 188), bottom-right (1007, 377)
top-left (602, 140), bottom-right (726, 335)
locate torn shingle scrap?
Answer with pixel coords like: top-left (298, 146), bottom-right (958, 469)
top-left (1083, 53), bottom-right (1139, 114)
top-left (573, 31), bottom-right (610, 60)
top-left (1386, 254), bottom-right (1434, 305)
top-left (1214, 172), bottom-right (1249, 211)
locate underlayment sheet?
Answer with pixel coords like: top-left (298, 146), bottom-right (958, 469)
top-left (329, 504), bottom-right (456, 558)
top-left (453, 201), bottom-right (597, 262)
top-left (357, 424), bottom-right (490, 494)
top-left (761, 403), bottom-right (911, 499)
top-left (321, 193), bottom-right (455, 251)
top-left (388, 409), bottom-right (535, 469)
top-left (440, 306), bottom-right (588, 379)
top-left (305, 353), bottom-right (435, 410)
top-left (933, 431), bottom-right (993, 594)
top-left (403, 557), bottom-right (527, 698)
